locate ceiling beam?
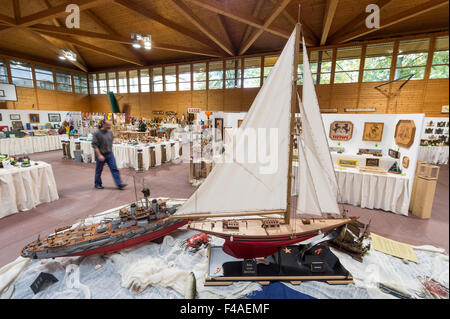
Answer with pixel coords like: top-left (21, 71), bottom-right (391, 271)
top-left (113, 0), bottom-right (220, 51)
top-left (170, 0), bottom-right (234, 56)
top-left (217, 14), bottom-right (236, 53)
top-left (23, 28), bottom-right (88, 72)
top-left (18, 0), bottom-right (112, 27)
top-left (240, 0), bottom-right (265, 50)
top-left (333, 0), bottom-right (449, 44)
top-left (239, 0), bottom-right (292, 55)
top-left (320, 0), bottom-right (339, 45)
top-left (152, 42), bottom-right (225, 57)
top-left (329, 0), bottom-right (392, 42)
top-left (12, 0), bottom-right (21, 23)
top-left (0, 13), bottom-right (16, 26)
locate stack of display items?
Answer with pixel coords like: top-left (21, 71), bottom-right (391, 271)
top-left (418, 118), bottom-right (449, 164)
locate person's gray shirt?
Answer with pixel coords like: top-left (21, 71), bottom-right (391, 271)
top-left (92, 129), bottom-right (114, 154)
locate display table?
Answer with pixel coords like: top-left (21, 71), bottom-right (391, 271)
top-left (418, 146), bottom-right (449, 165)
top-left (0, 161), bottom-right (59, 219)
top-left (0, 136), bottom-right (62, 156)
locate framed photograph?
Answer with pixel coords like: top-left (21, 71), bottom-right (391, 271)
top-left (48, 113), bottom-right (61, 123)
top-left (11, 121), bottom-right (24, 130)
top-left (329, 121), bottom-right (353, 141)
top-left (214, 118), bottom-right (224, 141)
top-left (388, 148), bottom-right (401, 159)
top-left (29, 113), bottom-right (40, 123)
top-left (366, 158), bottom-right (380, 167)
top-left (10, 114), bottom-right (20, 120)
top-left (338, 158), bottom-right (358, 168)
top-left (362, 122), bottom-right (384, 142)
top-left (395, 120), bottom-right (416, 148)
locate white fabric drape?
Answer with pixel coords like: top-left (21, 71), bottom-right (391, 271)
top-left (418, 146), bottom-right (449, 165)
top-left (0, 161), bottom-right (59, 219)
top-left (176, 26), bottom-right (297, 215)
top-left (0, 136), bottom-right (62, 156)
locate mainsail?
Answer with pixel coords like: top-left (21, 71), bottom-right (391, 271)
top-left (296, 36), bottom-right (340, 216)
top-left (176, 26), bottom-right (298, 215)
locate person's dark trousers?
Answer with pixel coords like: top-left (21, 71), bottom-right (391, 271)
top-left (94, 152), bottom-right (122, 187)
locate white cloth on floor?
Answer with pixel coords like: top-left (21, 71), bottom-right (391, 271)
top-left (0, 136), bottom-right (62, 156)
top-left (418, 146), bottom-right (449, 165)
top-left (0, 161), bottom-right (59, 219)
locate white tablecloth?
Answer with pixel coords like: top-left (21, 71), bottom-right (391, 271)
top-left (0, 161), bottom-right (59, 219)
top-left (418, 146), bottom-right (449, 165)
top-left (0, 136), bottom-right (63, 156)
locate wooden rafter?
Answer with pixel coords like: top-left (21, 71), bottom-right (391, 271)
top-left (113, 0), bottom-right (221, 51)
top-left (320, 0), bottom-right (339, 45)
top-left (0, 13), bottom-right (16, 26)
top-left (329, 0), bottom-right (392, 43)
top-left (170, 0), bottom-right (234, 56)
top-left (333, 0), bottom-right (449, 44)
top-left (239, 0), bottom-right (265, 50)
top-left (17, 0), bottom-right (112, 27)
top-left (12, 0), bottom-right (21, 23)
top-left (217, 14), bottom-right (236, 53)
top-left (239, 0), bottom-right (292, 55)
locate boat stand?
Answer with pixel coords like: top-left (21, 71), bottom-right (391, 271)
top-left (204, 244), bottom-right (353, 286)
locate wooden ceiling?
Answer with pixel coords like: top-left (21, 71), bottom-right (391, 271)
top-left (0, 0), bottom-right (448, 72)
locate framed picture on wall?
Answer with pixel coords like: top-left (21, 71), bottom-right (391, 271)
top-left (362, 122), bottom-right (384, 142)
top-left (11, 121), bottom-right (24, 130)
top-left (215, 118), bottom-right (224, 141)
top-left (10, 114), bottom-right (20, 120)
top-left (29, 114), bottom-right (40, 123)
top-left (48, 113), bottom-right (61, 123)
top-left (395, 120), bottom-right (416, 148)
top-left (329, 121), bottom-right (353, 141)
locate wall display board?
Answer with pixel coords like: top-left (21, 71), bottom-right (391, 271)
top-left (0, 110), bottom-right (70, 130)
top-left (395, 120), bottom-right (416, 148)
top-left (420, 117), bottom-right (449, 146)
top-left (329, 121), bottom-right (353, 141)
top-left (362, 122), bottom-right (384, 142)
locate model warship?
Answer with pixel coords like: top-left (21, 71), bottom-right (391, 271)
top-left (21, 189), bottom-right (187, 259)
top-left (170, 22), bottom-right (357, 259)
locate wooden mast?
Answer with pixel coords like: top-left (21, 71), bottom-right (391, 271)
top-left (284, 17), bottom-right (301, 225)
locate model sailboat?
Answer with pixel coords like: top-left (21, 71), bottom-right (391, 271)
top-left (170, 23), bottom-right (356, 259)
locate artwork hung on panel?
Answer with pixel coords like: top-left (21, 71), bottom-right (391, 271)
top-left (214, 118), bottom-right (224, 141)
top-left (357, 148), bottom-right (382, 157)
top-left (425, 128), bottom-right (434, 134)
top-left (10, 114), bottom-right (20, 120)
top-left (329, 146), bottom-right (345, 153)
top-left (394, 120), bottom-right (416, 148)
top-left (11, 121), bottom-right (24, 130)
top-left (29, 114), bottom-right (40, 124)
top-left (435, 128), bottom-right (444, 135)
top-left (48, 113), bottom-right (61, 123)
top-left (362, 122), bottom-right (384, 142)
top-left (329, 121), bottom-right (353, 141)
top-left (437, 121), bottom-right (446, 127)
top-left (402, 156), bottom-right (410, 169)
top-left (338, 158), bottom-right (357, 168)
top-left (388, 148), bottom-right (401, 159)
top-left (366, 158), bottom-right (380, 167)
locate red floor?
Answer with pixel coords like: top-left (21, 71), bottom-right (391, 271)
top-left (0, 149), bottom-right (448, 267)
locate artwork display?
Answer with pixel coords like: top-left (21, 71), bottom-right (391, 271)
top-left (214, 118), bottom-right (224, 142)
top-left (425, 128), bottom-right (434, 134)
top-left (388, 149), bottom-right (401, 159)
top-left (11, 121), bottom-right (24, 130)
top-left (29, 114), bottom-right (40, 124)
top-left (437, 121), bottom-right (447, 127)
top-left (435, 128), bottom-right (444, 134)
top-left (338, 158), bottom-right (358, 168)
top-left (388, 162), bottom-right (402, 174)
top-left (330, 146), bottom-right (345, 153)
top-left (357, 148), bottom-right (382, 157)
top-left (362, 122), bottom-right (384, 142)
top-left (48, 113), bottom-right (61, 123)
top-left (10, 114), bottom-right (20, 120)
top-left (402, 156), bottom-right (410, 169)
top-left (394, 120), bottom-right (416, 148)
top-left (366, 158), bottom-right (380, 167)
top-left (329, 121), bottom-right (353, 141)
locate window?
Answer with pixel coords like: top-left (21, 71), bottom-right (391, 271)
top-left (178, 64), bottom-right (191, 91)
top-left (263, 55), bottom-right (278, 82)
top-left (74, 73), bottom-right (88, 94)
top-left (225, 59), bottom-right (241, 89)
top-left (243, 57), bottom-right (261, 88)
top-left (35, 65), bottom-right (54, 90)
top-left (430, 36), bottom-right (449, 79)
top-left (98, 73), bottom-right (107, 94)
top-left (152, 67), bottom-right (163, 92)
top-left (108, 72), bottom-right (117, 93)
top-left (118, 71), bottom-right (127, 93)
top-left (334, 46), bottom-right (361, 83)
top-left (395, 39), bottom-right (429, 80)
top-left (310, 49), bottom-right (333, 84)
top-left (89, 74), bottom-right (98, 94)
top-left (55, 70), bottom-right (72, 92)
top-left (10, 60), bottom-right (33, 88)
top-left (129, 70), bottom-right (139, 93)
top-left (140, 69), bottom-right (150, 92)
top-left (363, 42), bottom-right (394, 82)
top-left (0, 58), bottom-right (9, 83)
top-left (208, 61), bottom-right (223, 89)
top-left (164, 66), bottom-right (176, 91)
top-left (193, 63), bottom-right (206, 90)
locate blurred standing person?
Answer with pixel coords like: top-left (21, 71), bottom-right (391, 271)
top-left (92, 120), bottom-right (127, 190)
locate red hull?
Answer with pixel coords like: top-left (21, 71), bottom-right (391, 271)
top-left (67, 220), bottom-right (188, 257)
top-left (222, 232), bottom-right (319, 259)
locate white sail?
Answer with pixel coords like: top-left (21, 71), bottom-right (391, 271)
top-left (176, 26), bottom-right (298, 215)
top-left (296, 35), bottom-right (340, 216)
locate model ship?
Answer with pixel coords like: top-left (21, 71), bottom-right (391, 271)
top-left (170, 23), bottom-right (357, 259)
top-left (21, 190), bottom-right (187, 259)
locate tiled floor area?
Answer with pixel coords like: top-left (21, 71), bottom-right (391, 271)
top-left (0, 149), bottom-right (448, 267)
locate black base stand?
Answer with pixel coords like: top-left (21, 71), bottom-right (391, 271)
top-left (205, 244), bottom-right (353, 286)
